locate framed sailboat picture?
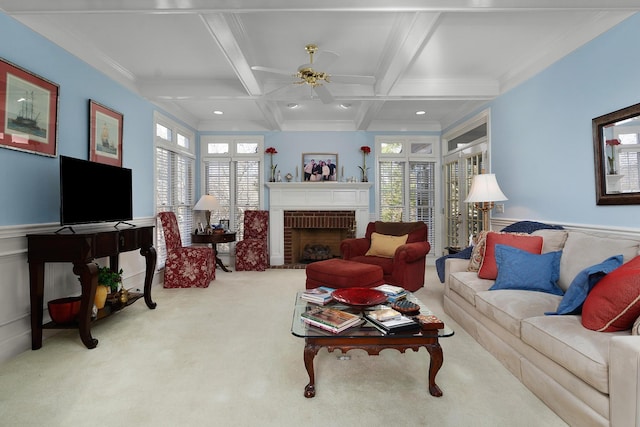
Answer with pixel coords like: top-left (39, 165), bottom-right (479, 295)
top-left (0, 57), bottom-right (59, 157)
top-left (89, 100), bottom-right (123, 167)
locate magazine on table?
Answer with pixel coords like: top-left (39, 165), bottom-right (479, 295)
top-left (365, 312), bottom-right (420, 334)
top-left (301, 306), bottom-right (361, 333)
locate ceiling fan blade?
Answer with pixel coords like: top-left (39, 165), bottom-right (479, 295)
top-left (313, 84), bottom-right (334, 104)
top-left (251, 65), bottom-right (293, 76)
top-left (312, 50), bottom-right (339, 70)
top-left (329, 74), bottom-right (375, 85)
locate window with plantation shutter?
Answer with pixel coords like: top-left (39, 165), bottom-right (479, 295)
top-left (154, 113), bottom-right (195, 267)
top-left (618, 146), bottom-right (640, 192)
top-left (443, 111), bottom-right (488, 251)
top-left (376, 136), bottom-right (439, 255)
top-left (200, 136), bottom-right (263, 255)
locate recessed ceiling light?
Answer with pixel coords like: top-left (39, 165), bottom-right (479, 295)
top-left (416, 110), bottom-right (426, 115)
top-left (213, 110), bottom-right (223, 115)
top-left (339, 103), bottom-right (351, 109)
top-left (287, 103), bottom-right (299, 109)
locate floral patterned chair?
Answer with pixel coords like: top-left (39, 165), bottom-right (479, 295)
top-left (235, 210), bottom-right (269, 271)
top-left (158, 211), bottom-right (215, 288)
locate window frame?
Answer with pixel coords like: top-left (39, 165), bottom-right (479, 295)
top-left (375, 135), bottom-right (440, 258)
top-left (154, 112), bottom-right (196, 267)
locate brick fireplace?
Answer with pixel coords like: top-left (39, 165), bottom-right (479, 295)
top-left (284, 210), bottom-right (356, 264)
top-left (266, 182), bottom-right (372, 266)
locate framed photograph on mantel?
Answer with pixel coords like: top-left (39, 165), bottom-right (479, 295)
top-left (89, 100), bottom-right (123, 167)
top-left (0, 57), bottom-right (59, 157)
top-left (302, 153), bottom-right (338, 182)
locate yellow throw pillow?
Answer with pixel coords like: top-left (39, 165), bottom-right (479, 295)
top-left (366, 232), bottom-right (409, 258)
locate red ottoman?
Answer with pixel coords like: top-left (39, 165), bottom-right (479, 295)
top-left (305, 259), bottom-right (384, 289)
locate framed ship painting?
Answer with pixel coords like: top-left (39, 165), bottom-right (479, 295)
top-left (0, 57), bottom-right (59, 157)
top-left (89, 100), bottom-right (123, 167)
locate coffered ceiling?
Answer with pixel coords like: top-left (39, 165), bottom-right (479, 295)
top-left (1, 1), bottom-right (637, 131)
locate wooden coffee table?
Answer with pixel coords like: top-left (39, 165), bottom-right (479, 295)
top-left (291, 291), bottom-right (454, 398)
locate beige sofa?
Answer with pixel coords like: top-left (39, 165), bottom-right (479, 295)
top-left (443, 228), bottom-right (640, 427)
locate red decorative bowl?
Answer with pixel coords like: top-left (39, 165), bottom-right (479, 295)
top-left (48, 296), bottom-right (82, 324)
top-left (331, 288), bottom-right (388, 307)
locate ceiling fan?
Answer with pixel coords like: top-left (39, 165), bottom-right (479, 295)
top-left (251, 44), bottom-right (375, 104)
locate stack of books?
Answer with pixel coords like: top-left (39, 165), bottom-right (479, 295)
top-left (365, 308), bottom-right (420, 334)
top-left (373, 284), bottom-right (407, 302)
top-left (301, 306), bottom-right (362, 333)
top-left (301, 286), bottom-right (335, 305)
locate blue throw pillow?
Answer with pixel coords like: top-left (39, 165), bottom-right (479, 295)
top-left (489, 245), bottom-right (563, 295)
top-left (546, 254), bottom-right (623, 315)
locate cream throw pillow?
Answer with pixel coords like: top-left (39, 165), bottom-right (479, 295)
top-left (366, 232), bottom-right (408, 258)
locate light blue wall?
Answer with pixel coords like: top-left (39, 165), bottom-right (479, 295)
top-left (0, 12), bottom-right (157, 226)
top-left (476, 13), bottom-right (640, 228)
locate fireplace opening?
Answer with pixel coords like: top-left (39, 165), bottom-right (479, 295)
top-left (283, 210), bottom-right (356, 266)
top-left (292, 228), bottom-right (347, 264)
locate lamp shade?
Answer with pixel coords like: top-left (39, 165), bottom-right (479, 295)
top-left (193, 194), bottom-right (220, 211)
top-left (464, 174), bottom-right (508, 203)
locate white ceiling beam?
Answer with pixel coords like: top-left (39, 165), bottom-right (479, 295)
top-left (375, 12), bottom-right (441, 96)
top-left (355, 100), bottom-right (386, 131)
top-left (200, 13), bottom-right (262, 96)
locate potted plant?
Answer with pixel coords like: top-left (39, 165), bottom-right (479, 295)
top-left (94, 266), bottom-right (123, 309)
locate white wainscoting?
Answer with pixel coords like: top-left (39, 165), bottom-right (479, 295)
top-left (0, 218), bottom-right (160, 364)
top-left (266, 182), bottom-right (372, 266)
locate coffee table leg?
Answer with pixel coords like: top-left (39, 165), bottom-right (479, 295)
top-left (303, 343), bottom-right (320, 398)
top-left (426, 341), bottom-right (444, 397)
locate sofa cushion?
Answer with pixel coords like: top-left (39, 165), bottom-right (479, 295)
top-left (448, 271), bottom-right (494, 306)
top-left (475, 290), bottom-right (562, 338)
top-left (531, 229), bottom-right (569, 253)
top-left (521, 315), bottom-right (628, 394)
top-left (582, 255), bottom-right (640, 332)
top-left (558, 231), bottom-right (640, 291)
top-left (490, 245), bottom-right (563, 295)
top-left (468, 230), bottom-right (490, 272)
top-left (547, 255), bottom-right (623, 316)
top-left (365, 232), bottom-right (408, 258)
top-left (478, 232), bottom-right (544, 280)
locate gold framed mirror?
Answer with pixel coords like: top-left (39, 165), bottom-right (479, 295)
top-left (593, 102), bottom-right (640, 205)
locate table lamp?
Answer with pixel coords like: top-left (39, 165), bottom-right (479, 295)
top-left (193, 194), bottom-right (220, 233)
top-left (464, 173), bottom-right (507, 232)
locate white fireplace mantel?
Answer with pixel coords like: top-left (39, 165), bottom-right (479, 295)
top-left (266, 182), bottom-right (372, 265)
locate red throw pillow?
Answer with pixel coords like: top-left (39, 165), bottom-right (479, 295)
top-left (478, 232), bottom-right (543, 279)
top-left (582, 255), bottom-right (640, 332)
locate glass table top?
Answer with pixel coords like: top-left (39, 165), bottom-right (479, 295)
top-left (291, 290), bottom-right (454, 339)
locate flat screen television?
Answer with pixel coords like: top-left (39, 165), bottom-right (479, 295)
top-left (60, 155), bottom-right (133, 226)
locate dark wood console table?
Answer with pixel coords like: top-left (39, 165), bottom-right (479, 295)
top-left (27, 226), bottom-right (157, 350)
top-left (191, 231), bottom-right (236, 272)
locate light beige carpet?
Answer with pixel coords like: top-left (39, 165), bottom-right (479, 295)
top-left (0, 267), bottom-right (567, 426)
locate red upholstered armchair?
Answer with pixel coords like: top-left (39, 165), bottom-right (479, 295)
top-left (340, 221), bottom-right (430, 291)
top-left (235, 210), bottom-right (269, 271)
top-left (158, 212), bottom-right (215, 288)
